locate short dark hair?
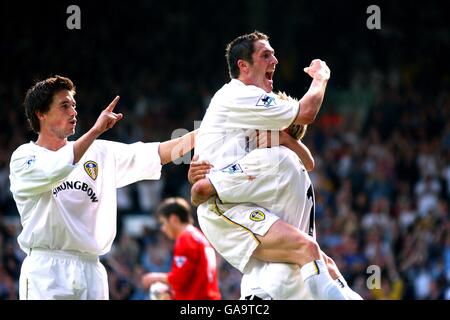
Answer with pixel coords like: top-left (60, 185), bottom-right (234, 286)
top-left (156, 197), bottom-right (193, 224)
top-left (23, 75), bottom-right (76, 133)
top-left (225, 31), bottom-right (269, 79)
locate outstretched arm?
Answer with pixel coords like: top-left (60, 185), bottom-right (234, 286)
top-left (158, 130), bottom-right (197, 165)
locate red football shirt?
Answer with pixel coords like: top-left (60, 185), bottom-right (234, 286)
top-left (167, 225), bottom-right (221, 300)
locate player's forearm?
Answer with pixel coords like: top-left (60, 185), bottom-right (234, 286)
top-left (297, 77), bottom-right (328, 125)
top-left (73, 127), bottom-right (102, 164)
top-left (142, 272), bottom-right (168, 288)
top-left (159, 130), bottom-right (197, 165)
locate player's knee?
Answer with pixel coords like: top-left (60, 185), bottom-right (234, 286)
top-left (304, 238), bottom-right (321, 257)
top-left (292, 233), bottom-right (321, 261)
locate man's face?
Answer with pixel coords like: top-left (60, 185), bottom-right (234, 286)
top-left (159, 215), bottom-right (175, 240)
top-left (247, 40), bottom-right (278, 93)
top-left (39, 90), bottom-right (77, 139)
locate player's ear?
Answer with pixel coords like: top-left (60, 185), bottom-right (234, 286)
top-left (36, 111), bottom-right (45, 120)
top-left (168, 213), bottom-right (179, 225)
top-left (237, 59), bottom-right (249, 75)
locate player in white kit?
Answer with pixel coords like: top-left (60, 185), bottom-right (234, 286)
top-left (192, 31), bottom-right (348, 300)
top-left (9, 75), bottom-right (196, 299)
top-left (191, 119), bottom-right (361, 300)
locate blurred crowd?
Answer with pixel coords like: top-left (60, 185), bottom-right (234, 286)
top-left (1, 0), bottom-right (449, 300)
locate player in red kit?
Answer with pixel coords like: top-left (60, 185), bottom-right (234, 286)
top-left (141, 197), bottom-right (221, 300)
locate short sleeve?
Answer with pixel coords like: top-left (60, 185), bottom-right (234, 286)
top-left (225, 86), bottom-right (299, 130)
top-left (9, 143), bottom-right (76, 197)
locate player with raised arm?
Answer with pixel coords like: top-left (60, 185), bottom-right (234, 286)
top-left (190, 115), bottom-right (361, 300)
top-left (192, 31), bottom-right (356, 300)
top-left (9, 75), bottom-right (196, 300)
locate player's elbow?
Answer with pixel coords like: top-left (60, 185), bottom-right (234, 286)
top-left (296, 109), bottom-right (317, 125)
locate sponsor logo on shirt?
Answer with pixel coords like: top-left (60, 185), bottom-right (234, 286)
top-left (52, 181), bottom-right (98, 202)
top-left (249, 210), bottom-right (265, 222)
top-left (84, 160), bottom-right (98, 180)
top-left (256, 94), bottom-right (276, 108)
top-left (221, 163), bottom-right (243, 174)
top-left (174, 255), bottom-right (187, 268)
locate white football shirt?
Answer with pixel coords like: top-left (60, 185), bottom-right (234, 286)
top-left (9, 140), bottom-right (162, 256)
top-left (208, 146), bottom-right (315, 299)
top-left (195, 79), bottom-right (299, 170)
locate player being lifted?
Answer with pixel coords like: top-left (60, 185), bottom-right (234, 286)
top-left (190, 31), bottom-right (362, 300)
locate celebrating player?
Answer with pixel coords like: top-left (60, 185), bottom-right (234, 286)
top-left (191, 31), bottom-right (353, 300)
top-left (190, 117), bottom-right (361, 299)
top-left (9, 75), bottom-right (196, 300)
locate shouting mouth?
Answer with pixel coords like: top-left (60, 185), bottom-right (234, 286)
top-left (265, 71), bottom-right (274, 82)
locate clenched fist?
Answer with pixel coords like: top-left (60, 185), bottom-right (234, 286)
top-left (304, 59), bottom-right (330, 81)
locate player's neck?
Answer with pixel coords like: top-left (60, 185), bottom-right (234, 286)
top-left (237, 76), bottom-right (251, 86)
top-left (175, 224), bottom-right (190, 237)
top-left (35, 133), bottom-right (68, 151)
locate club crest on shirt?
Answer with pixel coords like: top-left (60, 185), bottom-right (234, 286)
top-left (256, 94), bottom-right (276, 108)
top-left (84, 160), bottom-right (98, 180)
top-left (174, 255), bottom-right (187, 268)
top-left (221, 163), bottom-right (243, 174)
top-left (249, 210), bottom-right (265, 222)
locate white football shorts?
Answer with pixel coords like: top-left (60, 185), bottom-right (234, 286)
top-left (197, 198), bottom-right (279, 273)
top-left (19, 248), bottom-right (108, 300)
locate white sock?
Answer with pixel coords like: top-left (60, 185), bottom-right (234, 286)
top-left (300, 260), bottom-right (347, 300)
top-left (336, 277), bottom-right (363, 300)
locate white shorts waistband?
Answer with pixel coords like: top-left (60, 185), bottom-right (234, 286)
top-left (27, 248), bottom-right (99, 262)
